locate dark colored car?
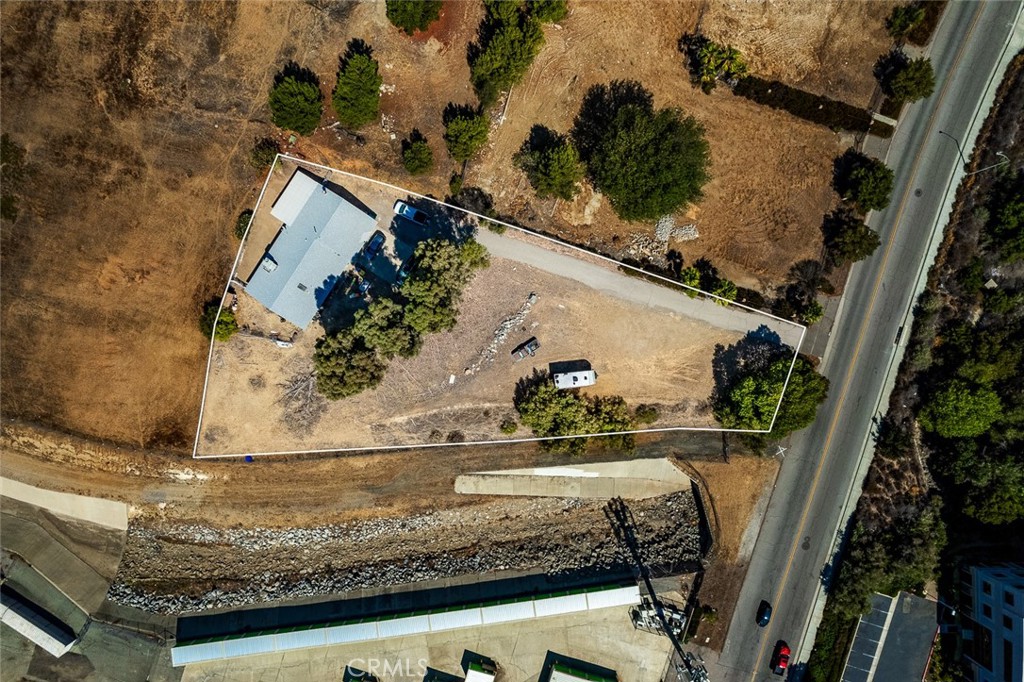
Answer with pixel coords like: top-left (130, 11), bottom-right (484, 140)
top-left (770, 641), bottom-right (791, 676)
top-left (393, 200), bottom-right (429, 225)
top-left (511, 337), bottom-right (540, 361)
top-left (363, 230), bottom-right (386, 260)
top-left (756, 600), bottom-right (773, 627)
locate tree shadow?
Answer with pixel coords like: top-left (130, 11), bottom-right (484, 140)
top-left (400, 128), bottom-right (428, 155)
top-left (832, 148), bottom-right (869, 198)
top-left (693, 256), bottom-right (719, 290)
top-left (677, 32), bottom-right (710, 88)
top-left (571, 80), bottom-right (653, 161)
top-left (443, 102), bottom-right (481, 126)
top-left (666, 249), bottom-right (684, 278)
top-left (338, 37), bottom-right (374, 72)
top-left (514, 368), bottom-right (550, 405)
top-left (520, 123), bottom-right (563, 155)
top-left (273, 60), bottom-right (319, 87)
top-left (874, 48), bottom-right (907, 95)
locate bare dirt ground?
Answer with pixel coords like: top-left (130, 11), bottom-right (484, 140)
top-left (2, 0), bottom-right (884, 454)
top-left (701, 0), bottom-right (897, 108)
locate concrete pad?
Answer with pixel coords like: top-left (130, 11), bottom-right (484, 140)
top-left (1, 477), bottom-right (128, 531)
top-left (455, 459), bottom-right (691, 500)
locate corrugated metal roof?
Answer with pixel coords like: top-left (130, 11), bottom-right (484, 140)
top-left (325, 621), bottom-right (378, 645)
top-left (274, 628), bottom-right (328, 652)
top-left (171, 640), bottom-right (224, 666)
top-left (377, 615), bottom-right (430, 639)
top-left (0, 586), bottom-right (76, 658)
top-left (585, 585), bottom-right (640, 610)
top-left (534, 593), bottom-right (589, 618)
top-left (223, 634), bottom-right (276, 659)
top-left (480, 601), bottom-right (536, 624)
top-left (246, 167), bottom-right (378, 328)
top-left (428, 608), bottom-right (483, 632)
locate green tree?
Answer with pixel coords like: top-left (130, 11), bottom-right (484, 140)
top-left (250, 137), bottom-right (280, 169)
top-left (800, 299), bottom-right (824, 325)
top-left (695, 40), bottom-right (748, 91)
top-left (515, 128), bottom-right (584, 200)
top-left (514, 378), bottom-right (634, 454)
top-left (199, 302), bottom-right (239, 342)
top-left (401, 238), bottom-right (489, 334)
top-left (402, 136), bottom-right (434, 175)
top-left (838, 152), bottom-right (895, 212)
top-left (886, 3), bottom-right (925, 38)
top-left (469, 5), bottom-right (545, 106)
top-left (987, 171), bottom-right (1024, 262)
top-left (352, 297), bottom-right (420, 358)
top-left (333, 50), bottom-right (383, 129)
top-left (385, 0), bottom-right (443, 35)
top-left (887, 57), bottom-right (935, 103)
top-left (964, 455), bottom-right (1024, 525)
top-left (572, 82), bottom-right (710, 221)
top-left (919, 379), bottom-right (1002, 438)
top-left (443, 108), bottom-right (490, 162)
top-left (269, 71), bottom-right (323, 136)
top-left (314, 330), bottom-right (387, 399)
top-left (712, 278), bottom-right (737, 306)
top-left (824, 208), bottom-right (881, 264)
top-left (529, 0), bottom-right (567, 23)
top-left (715, 355), bottom-right (828, 438)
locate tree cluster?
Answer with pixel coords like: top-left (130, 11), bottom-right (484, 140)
top-left (571, 80), bottom-right (710, 221)
top-left (822, 207), bottom-right (881, 266)
top-left (314, 239), bottom-right (489, 399)
top-left (985, 169), bottom-right (1024, 263)
top-left (514, 376), bottom-right (634, 455)
top-left (268, 62), bottom-right (323, 136)
top-left (713, 339), bottom-right (829, 442)
top-left (876, 50), bottom-right (935, 104)
top-left (834, 149), bottom-right (895, 213)
top-left (886, 3), bottom-right (925, 39)
top-left (514, 125), bottom-right (584, 200)
top-left (385, 0), bottom-right (443, 35)
top-left (333, 41), bottom-right (383, 130)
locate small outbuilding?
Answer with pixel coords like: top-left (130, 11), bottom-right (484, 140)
top-left (553, 370), bottom-right (597, 390)
top-left (0, 585), bottom-right (77, 658)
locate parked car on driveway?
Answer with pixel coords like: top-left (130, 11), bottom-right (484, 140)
top-left (756, 600), bottom-right (773, 627)
top-left (393, 200), bottom-right (429, 225)
top-left (362, 230), bottom-right (386, 260)
top-left (770, 641), bottom-right (791, 676)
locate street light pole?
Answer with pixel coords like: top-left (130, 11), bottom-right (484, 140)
top-left (939, 130), bottom-right (1012, 176)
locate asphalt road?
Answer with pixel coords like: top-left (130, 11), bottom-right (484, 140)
top-left (717, 3), bottom-right (1024, 681)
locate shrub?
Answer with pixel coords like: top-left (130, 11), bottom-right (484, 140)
top-left (712, 278), bottom-right (737, 306)
top-left (987, 170), bottom-right (1024, 262)
top-left (514, 125), bottom-right (584, 200)
top-left (732, 77), bottom-right (872, 133)
top-left (886, 56), bottom-right (935, 103)
top-left (834, 150), bottom-right (895, 213)
top-left (443, 105), bottom-right (489, 162)
top-left (499, 418), bottom-right (519, 434)
top-left (886, 3), bottom-right (925, 38)
top-left (314, 330), bottom-right (387, 399)
top-left (250, 137), bottom-right (280, 169)
top-left (635, 404), bottom-right (660, 424)
top-left (448, 173), bottom-right (464, 196)
top-left (906, 0), bottom-right (947, 46)
top-left (402, 131), bottom-right (434, 175)
top-left (199, 301), bottom-right (239, 342)
top-left (469, 3), bottom-right (546, 107)
top-left (385, 0), bottom-right (442, 35)
top-left (269, 64), bottom-right (323, 135)
top-left (679, 266), bottom-right (701, 297)
top-left (333, 45), bottom-right (383, 129)
top-left (800, 299), bottom-right (824, 325)
top-left (681, 35), bottom-right (747, 92)
top-left (919, 379), bottom-right (1002, 438)
top-left (572, 80), bottom-right (710, 221)
top-left (234, 210), bottom-right (254, 240)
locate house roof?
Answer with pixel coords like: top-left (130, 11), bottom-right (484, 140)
top-left (245, 167), bottom-right (378, 327)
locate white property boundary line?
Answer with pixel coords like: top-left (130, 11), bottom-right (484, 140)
top-left (192, 154), bottom-right (806, 459)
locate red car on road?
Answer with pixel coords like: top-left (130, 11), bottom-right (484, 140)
top-left (770, 641), bottom-right (791, 675)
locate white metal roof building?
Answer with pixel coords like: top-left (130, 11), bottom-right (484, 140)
top-left (245, 167), bottom-right (379, 328)
top-left (0, 586), bottom-right (77, 658)
top-left (171, 582), bottom-right (640, 667)
top-left (553, 370), bottom-right (597, 390)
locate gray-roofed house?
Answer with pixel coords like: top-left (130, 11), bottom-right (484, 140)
top-left (245, 167), bottom-right (378, 327)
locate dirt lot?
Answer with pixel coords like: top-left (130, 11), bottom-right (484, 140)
top-left (1, 1), bottom-right (886, 452)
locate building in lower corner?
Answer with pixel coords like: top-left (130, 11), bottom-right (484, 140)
top-left (959, 564), bottom-right (1024, 682)
top-left (0, 585), bottom-right (77, 658)
top-left (546, 660), bottom-right (618, 682)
